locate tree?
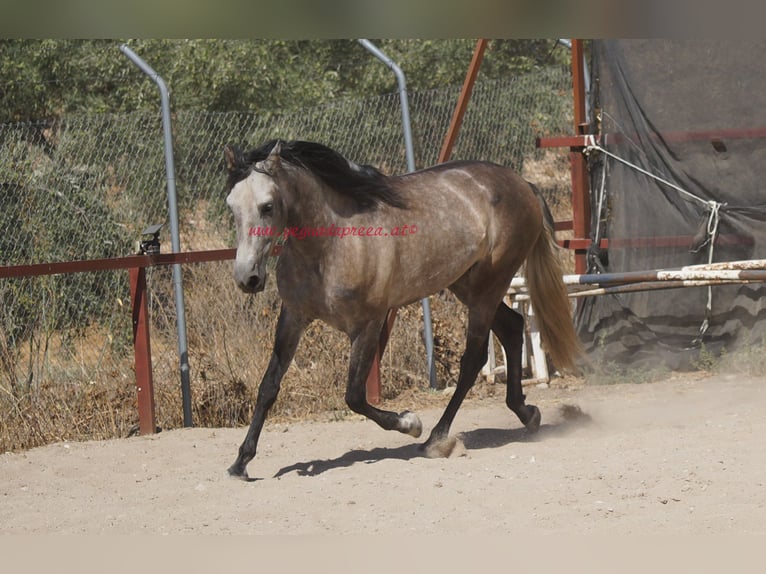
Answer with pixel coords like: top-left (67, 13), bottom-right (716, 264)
top-left (0, 39), bottom-right (570, 122)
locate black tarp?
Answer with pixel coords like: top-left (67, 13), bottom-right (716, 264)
top-left (576, 40), bottom-right (766, 369)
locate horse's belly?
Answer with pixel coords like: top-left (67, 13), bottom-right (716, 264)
top-left (385, 234), bottom-right (486, 304)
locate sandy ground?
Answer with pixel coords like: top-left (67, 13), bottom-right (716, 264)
top-left (1, 372), bottom-right (765, 535)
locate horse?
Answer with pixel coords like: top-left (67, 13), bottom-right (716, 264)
top-left (224, 139), bottom-right (580, 479)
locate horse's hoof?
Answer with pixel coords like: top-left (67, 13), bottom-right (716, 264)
top-left (524, 405), bottom-right (541, 434)
top-left (422, 435), bottom-right (457, 458)
top-left (399, 411), bottom-right (423, 438)
top-left (227, 464), bottom-right (249, 480)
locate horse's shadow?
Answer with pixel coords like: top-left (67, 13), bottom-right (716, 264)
top-left (273, 442), bottom-right (423, 478)
top-left (273, 415), bottom-right (588, 479)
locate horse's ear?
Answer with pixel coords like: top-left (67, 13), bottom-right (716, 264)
top-left (224, 145), bottom-right (240, 173)
top-left (264, 140), bottom-right (282, 172)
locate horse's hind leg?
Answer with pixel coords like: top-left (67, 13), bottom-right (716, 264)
top-left (344, 318), bottom-right (423, 438)
top-left (491, 301), bottom-right (541, 432)
top-left (228, 304), bottom-right (307, 479)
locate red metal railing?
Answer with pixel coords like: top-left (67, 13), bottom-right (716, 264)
top-left (1, 249), bottom-right (236, 434)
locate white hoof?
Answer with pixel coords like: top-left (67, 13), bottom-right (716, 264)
top-left (398, 411), bottom-right (422, 438)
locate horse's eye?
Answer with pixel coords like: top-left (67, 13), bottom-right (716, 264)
top-left (259, 202), bottom-right (274, 216)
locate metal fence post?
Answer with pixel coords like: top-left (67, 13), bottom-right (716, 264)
top-left (358, 39), bottom-right (437, 393)
top-left (120, 44), bottom-right (193, 427)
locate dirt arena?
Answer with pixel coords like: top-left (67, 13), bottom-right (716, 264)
top-left (1, 372), bottom-right (764, 535)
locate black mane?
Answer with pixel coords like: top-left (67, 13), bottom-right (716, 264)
top-left (232, 139), bottom-right (406, 211)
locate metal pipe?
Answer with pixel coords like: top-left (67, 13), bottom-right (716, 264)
top-left (359, 39), bottom-right (436, 388)
top-left (358, 39), bottom-right (416, 172)
top-left (509, 278), bottom-right (762, 302)
top-left (120, 44), bottom-right (193, 427)
top-left (509, 264), bottom-right (766, 289)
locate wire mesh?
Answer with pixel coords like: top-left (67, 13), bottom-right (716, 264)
top-left (0, 66), bottom-right (573, 447)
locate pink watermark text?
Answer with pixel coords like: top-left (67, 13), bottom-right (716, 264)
top-left (248, 224), bottom-right (418, 240)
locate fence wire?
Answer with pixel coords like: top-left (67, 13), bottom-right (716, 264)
top-left (0, 67), bottom-right (572, 443)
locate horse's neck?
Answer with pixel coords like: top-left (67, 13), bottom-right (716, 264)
top-left (284, 172), bottom-right (351, 228)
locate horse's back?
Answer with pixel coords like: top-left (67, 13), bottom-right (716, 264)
top-left (395, 160), bottom-right (536, 208)
top-left (356, 160), bottom-right (543, 307)
top-left (392, 160), bottom-right (541, 244)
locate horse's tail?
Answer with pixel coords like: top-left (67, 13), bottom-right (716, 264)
top-left (524, 185), bottom-right (582, 372)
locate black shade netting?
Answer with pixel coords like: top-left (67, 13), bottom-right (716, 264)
top-left (576, 40), bottom-right (766, 370)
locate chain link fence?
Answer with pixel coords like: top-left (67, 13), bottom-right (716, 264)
top-left (0, 67), bottom-right (573, 449)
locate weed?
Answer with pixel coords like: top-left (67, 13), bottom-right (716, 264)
top-left (714, 337), bottom-right (766, 377)
top-left (691, 343), bottom-right (721, 372)
top-left (583, 331), bottom-right (671, 386)
top-left (584, 359), bottom-right (671, 386)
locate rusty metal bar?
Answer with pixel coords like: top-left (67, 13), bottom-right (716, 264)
top-left (537, 134), bottom-right (593, 148)
top-left (570, 39), bottom-right (591, 274)
top-left (0, 249), bottom-right (236, 279)
top-left (129, 267), bottom-right (156, 435)
top-left (558, 238), bottom-right (605, 250)
top-left (566, 279), bottom-right (761, 298)
top-left (438, 39), bottom-right (488, 164)
top-left (556, 236), bottom-right (735, 250)
top-left (557, 233), bottom-right (753, 250)
top-left (683, 258), bottom-right (766, 271)
top-left (1, 248), bottom-right (236, 433)
top-left (539, 127), bottom-right (766, 151)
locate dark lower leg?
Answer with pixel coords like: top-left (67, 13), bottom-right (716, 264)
top-left (424, 331), bottom-right (489, 448)
top-left (227, 360), bottom-right (285, 478)
top-left (228, 306), bottom-right (305, 478)
top-left (492, 303), bottom-right (540, 431)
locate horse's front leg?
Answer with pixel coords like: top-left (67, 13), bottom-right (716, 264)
top-left (228, 304), bottom-right (307, 480)
top-left (344, 318), bottom-right (423, 438)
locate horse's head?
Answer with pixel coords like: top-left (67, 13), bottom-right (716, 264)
top-left (225, 141), bottom-right (287, 294)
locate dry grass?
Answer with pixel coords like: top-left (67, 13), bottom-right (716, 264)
top-left (0, 264), bottom-right (467, 452)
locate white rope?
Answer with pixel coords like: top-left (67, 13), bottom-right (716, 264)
top-left (592, 147), bottom-right (608, 244)
top-left (694, 200), bottom-right (722, 342)
top-left (705, 200), bottom-right (722, 265)
top-left (584, 135), bottom-right (711, 207)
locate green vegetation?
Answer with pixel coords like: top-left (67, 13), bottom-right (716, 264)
top-left (691, 339), bottom-right (766, 377)
top-left (584, 357), bottom-right (673, 386)
top-left (0, 39), bottom-right (568, 122)
top-left (582, 332), bottom-right (672, 386)
top-left (583, 335), bottom-right (766, 386)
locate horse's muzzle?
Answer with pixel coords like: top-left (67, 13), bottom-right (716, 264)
top-left (237, 274), bottom-right (265, 294)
